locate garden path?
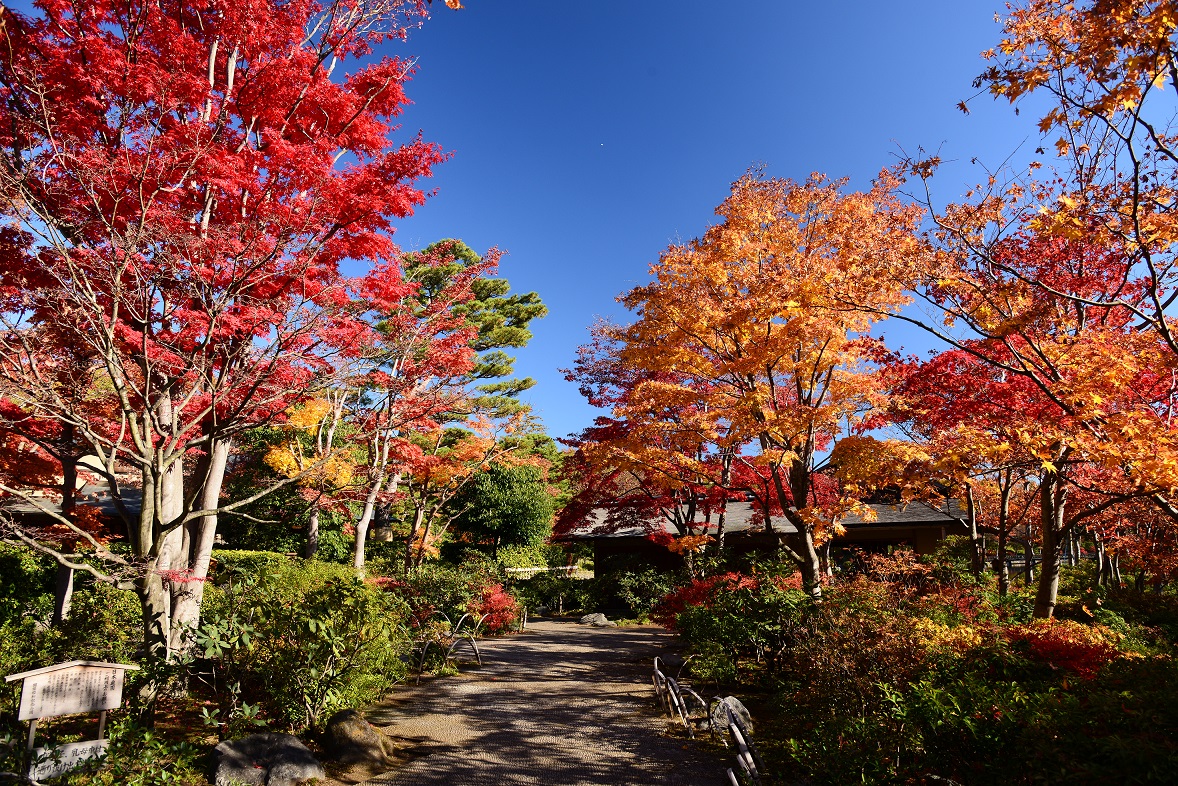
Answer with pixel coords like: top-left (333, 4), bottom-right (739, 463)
top-left (353, 618), bottom-right (729, 786)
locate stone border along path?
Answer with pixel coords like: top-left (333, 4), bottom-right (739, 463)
top-left (353, 618), bottom-right (730, 786)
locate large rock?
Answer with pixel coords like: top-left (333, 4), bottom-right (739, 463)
top-left (658, 653), bottom-right (686, 670)
top-left (212, 733), bottom-right (325, 786)
top-left (578, 613), bottom-right (616, 627)
top-left (325, 709), bottom-right (397, 765)
top-left (710, 696), bottom-right (754, 736)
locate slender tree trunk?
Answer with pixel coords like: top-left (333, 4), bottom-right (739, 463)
top-left (795, 534), bottom-right (823, 600)
top-left (714, 504), bottom-right (727, 558)
top-left (1033, 471), bottom-right (1067, 619)
top-left (136, 566), bottom-right (170, 721)
top-left (1095, 535), bottom-right (1112, 587)
top-left (996, 472), bottom-right (1012, 597)
top-left (1024, 527), bottom-right (1036, 585)
top-left (54, 428), bottom-right (78, 625)
top-left (136, 463), bottom-right (170, 671)
top-left (766, 453), bottom-right (823, 601)
top-left (997, 527), bottom-right (1010, 597)
top-left (403, 506), bottom-right (426, 576)
top-left (966, 484), bottom-right (984, 578)
top-left (1033, 525), bottom-right (1063, 618)
top-left (170, 437), bottom-right (231, 650)
top-left (354, 475), bottom-right (381, 572)
top-left (52, 563), bottom-right (74, 624)
top-left (305, 508), bottom-right (320, 559)
top-left (61, 441), bottom-right (78, 515)
top-left (714, 451), bottom-right (732, 560)
top-left (354, 437), bottom-right (392, 573)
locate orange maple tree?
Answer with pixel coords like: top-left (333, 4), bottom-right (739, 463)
top-left (586, 171), bottom-right (921, 598)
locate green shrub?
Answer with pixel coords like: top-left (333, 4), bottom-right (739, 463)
top-left (509, 573), bottom-right (599, 615)
top-left (496, 543), bottom-right (565, 570)
top-left (663, 570), bottom-right (1178, 786)
top-left (192, 559), bottom-right (410, 732)
top-left (0, 542), bottom-right (55, 624)
top-left (612, 567), bottom-right (677, 619)
top-left (923, 535), bottom-right (982, 587)
top-left (209, 549), bottom-right (292, 578)
top-left (0, 581), bottom-right (140, 675)
top-left (61, 721), bottom-right (205, 786)
top-left (402, 562), bottom-right (481, 622)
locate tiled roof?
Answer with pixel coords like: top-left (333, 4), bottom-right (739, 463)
top-left (558, 499), bottom-right (966, 540)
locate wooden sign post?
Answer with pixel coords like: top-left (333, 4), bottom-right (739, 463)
top-left (5, 660), bottom-right (139, 781)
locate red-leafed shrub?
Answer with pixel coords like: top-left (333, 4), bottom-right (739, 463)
top-left (652, 572), bottom-right (760, 629)
top-left (1006, 620), bottom-right (1121, 679)
top-left (470, 581), bottom-right (520, 633)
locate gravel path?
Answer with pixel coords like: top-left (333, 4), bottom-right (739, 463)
top-left (354, 618), bottom-right (729, 786)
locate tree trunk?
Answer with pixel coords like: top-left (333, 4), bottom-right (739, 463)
top-left (54, 439), bottom-right (77, 626)
top-left (61, 446), bottom-right (78, 515)
top-left (1033, 471), bottom-right (1067, 619)
top-left (1024, 529), bottom-right (1036, 584)
top-left (403, 506), bottom-right (426, 576)
top-left (714, 500), bottom-right (727, 559)
top-left (157, 458), bottom-right (186, 654)
top-left (305, 508), bottom-right (320, 559)
top-left (136, 567), bottom-right (171, 720)
top-left (966, 484), bottom-right (984, 578)
top-left (52, 564), bottom-right (74, 624)
top-left (1033, 524), bottom-right (1062, 618)
top-left (796, 535), bottom-right (823, 600)
top-left (714, 451), bottom-right (732, 561)
top-left (996, 474), bottom-right (1012, 597)
top-left (1095, 535), bottom-right (1107, 585)
top-left (170, 437), bottom-right (231, 649)
top-left (996, 527), bottom-right (1010, 597)
top-left (770, 454), bottom-right (823, 601)
top-left (354, 440), bottom-right (392, 573)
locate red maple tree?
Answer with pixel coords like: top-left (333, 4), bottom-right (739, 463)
top-left (0, 0), bottom-right (450, 658)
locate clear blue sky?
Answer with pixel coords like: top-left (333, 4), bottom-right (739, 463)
top-left (387, 1), bottom-right (1046, 441)
top-left (9, 0), bottom-right (1044, 440)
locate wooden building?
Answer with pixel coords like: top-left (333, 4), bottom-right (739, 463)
top-left (555, 500), bottom-right (969, 574)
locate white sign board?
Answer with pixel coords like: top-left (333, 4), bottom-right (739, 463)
top-left (9, 662), bottom-right (132, 721)
top-left (28, 739), bottom-right (109, 781)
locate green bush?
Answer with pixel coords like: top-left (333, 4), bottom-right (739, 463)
top-left (658, 562), bottom-right (1178, 785)
top-left (612, 567), bottom-right (677, 619)
top-left (402, 562), bottom-right (481, 622)
top-left (209, 549), bottom-right (292, 578)
top-left (0, 542), bottom-right (55, 624)
top-left (509, 573), bottom-right (599, 615)
top-left (192, 559), bottom-right (410, 732)
top-left (672, 573), bottom-right (808, 678)
top-left (496, 543), bottom-right (565, 570)
top-left (62, 721), bottom-right (205, 786)
top-left (0, 581), bottom-right (140, 675)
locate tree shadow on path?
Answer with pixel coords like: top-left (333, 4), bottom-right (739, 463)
top-left (356, 619), bottom-right (729, 786)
